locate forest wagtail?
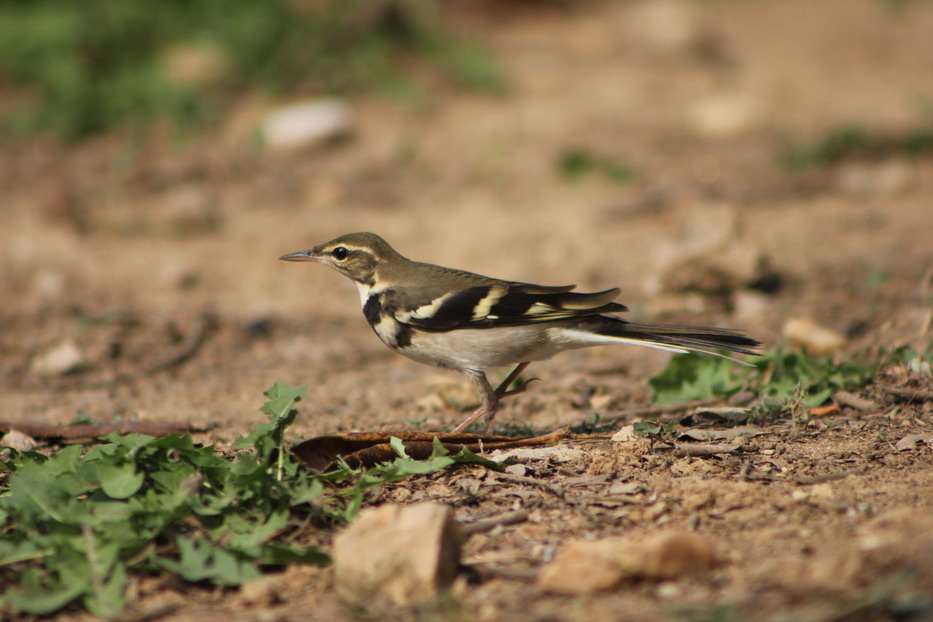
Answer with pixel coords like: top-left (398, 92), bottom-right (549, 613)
top-left (281, 232), bottom-right (761, 432)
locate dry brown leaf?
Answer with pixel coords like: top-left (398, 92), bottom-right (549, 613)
top-left (291, 429), bottom-right (569, 472)
top-left (0, 421), bottom-right (208, 442)
top-left (678, 425), bottom-right (763, 441)
top-left (894, 433), bottom-right (933, 451)
top-left (673, 443), bottom-right (740, 457)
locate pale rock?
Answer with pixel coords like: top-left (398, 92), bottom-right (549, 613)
top-left (731, 290), bottom-right (772, 323)
top-left (238, 575), bottom-right (282, 606)
top-left (32, 269), bottom-right (65, 299)
top-left (2, 430), bottom-right (38, 452)
top-left (261, 99), bottom-right (351, 149)
top-left (688, 92), bottom-right (762, 138)
top-left (590, 393), bottom-right (615, 412)
top-left (809, 483), bottom-right (836, 501)
top-left (610, 424), bottom-right (639, 443)
top-left (31, 339), bottom-right (86, 376)
top-left (793, 483), bottom-right (836, 503)
top-left (332, 502), bottom-right (460, 605)
top-left (628, 0), bottom-right (701, 50)
top-left (163, 185), bottom-right (221, 236)
top-left (537, 539), bottom-right (627, 594)
top-left (504, 463), bottom-right (529, 477)
top-left (539, 532), bottom-right (720, 594)
top-left (783, 318), bottom-right (846, 356)
top-left (874, 160), bottom-right (914, 195)
top-left (487, 445), bottom-right (588, 464)
top-left (836, 160), bottom-right (914, 197)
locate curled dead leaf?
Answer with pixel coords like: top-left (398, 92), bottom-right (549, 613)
top-left (894, 434), bottom-right (933, 451)
top-left (291, 429), bottom-right (569, 472)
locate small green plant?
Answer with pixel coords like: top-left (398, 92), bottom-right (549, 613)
top-left (885, 343), bottom-right (933, 374)
top-left (632, 419), bottom-right (679, 441)
top-left (0, 0), bottom-right (502, 140)
top-left (558, 148), bottom-right (639, 184)
top-left (753, 349), bottom-right (876, 407)
top-left (778, 124), bottom-right (933, 170)
top-left (649, 352), bottom-right (746, 405)
top-left (649, 347), bottom-right (885, 409)
top-left (0, 381), bottom-right (496, 616)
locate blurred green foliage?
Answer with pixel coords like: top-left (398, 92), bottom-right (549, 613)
top-left (558, 148), bottom-right (639, 184)
top-left (0, 0), bottom-right (502, 140)
top-left (778, 124), bottom-right (933, 170)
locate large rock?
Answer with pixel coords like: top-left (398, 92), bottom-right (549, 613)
top-left (332, 502), bottom-right (461, 605)
top-left (538, 532), bottom-right (720, 594)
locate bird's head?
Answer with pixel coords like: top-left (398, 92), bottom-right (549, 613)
top-left (279, 232), bottom-right (402, 286)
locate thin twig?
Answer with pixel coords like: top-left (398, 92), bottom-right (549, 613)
top-left (833, 390), bottom-right (877, 412)
top-left (793, 468), bottom-right (865, 485)
top-left (22, 313), bottom-right (217, 392)
top-left (883, 386), bottom-right (933, 401)
top-left (459, 509), bottom-right (530, 535)
top-left (601, 398), bottom-right (722, 425)
top-left (0, 421), bottom-right (210, 441)
top-left (491, 472), bottom-right (566, 498)
top-left (671, 443), bottom-right (740, 457)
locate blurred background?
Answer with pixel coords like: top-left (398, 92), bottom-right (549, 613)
top-left (1, 0), bottom-right (931, 435)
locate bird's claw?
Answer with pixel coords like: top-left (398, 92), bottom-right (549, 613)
top-left (497, 377), bottom-right (541, 399)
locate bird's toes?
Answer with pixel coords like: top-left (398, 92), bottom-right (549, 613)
top-left (498, 377), bottom-right (541, 398)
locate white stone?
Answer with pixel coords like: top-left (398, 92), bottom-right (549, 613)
top-left (261, 99), bottom-right (350, 149)
top-left (31, 340), bottom-right (86, 376)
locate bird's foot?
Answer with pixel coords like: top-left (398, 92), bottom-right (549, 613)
top-left (496, 376), bottom-right (541, 399)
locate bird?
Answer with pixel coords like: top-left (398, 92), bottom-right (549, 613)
top-left (280, 232), bottom-right (761, 432)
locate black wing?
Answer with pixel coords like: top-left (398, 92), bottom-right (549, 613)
top-left (383, 282), bottom-right (628, 332)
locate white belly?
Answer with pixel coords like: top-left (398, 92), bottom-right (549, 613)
top-left (397, 324), bottom-right (601, 372)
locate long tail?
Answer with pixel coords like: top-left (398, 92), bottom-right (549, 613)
top-left (576, 317), bottom-right (762, 363)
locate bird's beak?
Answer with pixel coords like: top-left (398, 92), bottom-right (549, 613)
top-left (279, 249), bottom-right (318, 262)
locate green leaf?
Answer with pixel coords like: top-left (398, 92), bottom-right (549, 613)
top-left (159, 538), bottom-right (260, 586)
top-left (84, 562), bottom-right (127, 617)
top-left (260, 381), bottom-right (307, 425)
top-left (389, 435), bottom-right (410, 458)
top-left (447, 441), bottom-right (502, 471)
top-left (3, 567), bottom-right (88, 615)
top-left (256, 543), bottom-right (330, 566)
top-left (632, 421), bottom-right (662, 438)
top-left (753, 349), bottom-right (876, 407)
top-left (649, 353), bottom-right (745, 404)
top-left (0, 381), bottom-right (346, 616)
top-left (95, 461), bottom-right (145, 499)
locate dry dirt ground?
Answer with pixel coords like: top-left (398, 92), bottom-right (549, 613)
top-left (2, 1), bottom-right (933, 620)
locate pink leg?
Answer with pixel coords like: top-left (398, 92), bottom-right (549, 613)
top-left (450, 362), bottom-right (533, 433)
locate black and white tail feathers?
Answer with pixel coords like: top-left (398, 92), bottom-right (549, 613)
top-left (580, 316), bottom-right (762, 363)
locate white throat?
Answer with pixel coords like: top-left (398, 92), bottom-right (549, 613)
top-left (355, 281), bottom-right (373, 308)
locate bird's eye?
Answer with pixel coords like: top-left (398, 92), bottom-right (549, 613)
top-left (332, 246), bottom-right (349, 260)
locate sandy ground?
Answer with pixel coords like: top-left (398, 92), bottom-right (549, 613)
top-left (2, 0), bottom-right (932, 620)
